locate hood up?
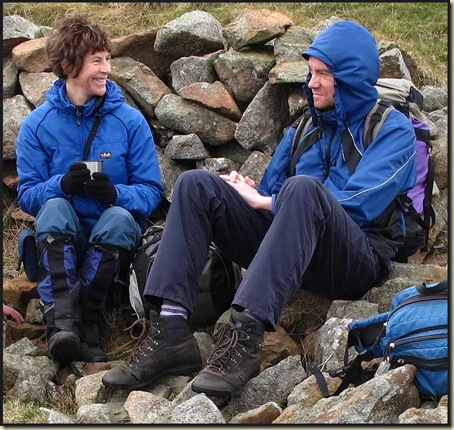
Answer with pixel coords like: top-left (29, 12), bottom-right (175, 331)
top-left (302, 20), bottom-right (379, 130)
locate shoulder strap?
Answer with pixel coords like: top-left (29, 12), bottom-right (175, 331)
top-left (340, 101), bottom-right (394, 176)
top-left (415, 280), bottom-right (448, 295)
top-left (287, 109), bottom-right (318, 177)
top-left (363, 100), bottom-right (394, 149)
top-left (82, 95), bottom-right (106, 160)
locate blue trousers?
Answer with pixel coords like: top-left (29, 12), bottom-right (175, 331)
top-left (144, 170), bottom-right (388, 330)
top-left (35, 198), bottom-right (142, 252)
top-left (34, 198), bottom-right (142, 340)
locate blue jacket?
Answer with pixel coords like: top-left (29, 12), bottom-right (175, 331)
top-left (16, 78), bottom-right (164, 231)
top-left (258, 20), bottom-right (416, 261)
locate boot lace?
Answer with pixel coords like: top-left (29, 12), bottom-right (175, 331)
top-left (206, 322), bottom-right (250, 372)
top-left (127, 319), bottom-right (161, 365)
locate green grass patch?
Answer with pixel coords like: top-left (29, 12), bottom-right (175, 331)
top-left (3, 2), bottom-right (447, 86)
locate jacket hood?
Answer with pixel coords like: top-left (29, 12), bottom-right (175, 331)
top-left (46, 78), bottom-right (125, 117)
top-left (302, 20), bottom-right (379, 129)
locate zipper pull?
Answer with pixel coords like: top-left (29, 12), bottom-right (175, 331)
top-left (76, 107), bottom-right (82, 126)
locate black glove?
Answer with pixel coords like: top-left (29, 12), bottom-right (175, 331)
top-left (61, 162), bottom-right (91, 196)
top-left (84, 172), bottom-right (117, 205)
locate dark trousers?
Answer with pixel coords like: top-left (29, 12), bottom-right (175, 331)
top-left (144, 170), bottom-right (387, 329)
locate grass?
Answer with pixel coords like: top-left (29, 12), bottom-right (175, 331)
top-left (2, 2), bottom-right (448, 87)
top-left (2, 397), bottom-right (48, 424)
top-left (1, 1), bottom-right (448, 423)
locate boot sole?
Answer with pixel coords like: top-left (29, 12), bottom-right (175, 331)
top-left (191, 367), bottom-right (261, 398)
top-left (102, 362), bottom-right (202, 390)
top-left (191, 381), bottom-right (243, 399)
top-left (48, 332), bottom-right (81, 363)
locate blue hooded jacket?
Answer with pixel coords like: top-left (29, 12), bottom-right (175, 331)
top-left (258, 20), bottom-right (416, 261)
top-left (16, 78), bottom-right (164, 231)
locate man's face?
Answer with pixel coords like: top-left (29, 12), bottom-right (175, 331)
top-left (307, 56), bottom-right (335, 111)
top-left (66, 50), bottom-right (111, 104)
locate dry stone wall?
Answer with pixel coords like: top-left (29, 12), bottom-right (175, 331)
top-left (2, 10), bottom-right (448, 259)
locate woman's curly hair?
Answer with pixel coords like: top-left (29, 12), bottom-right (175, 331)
top-left (46, 14), bottom-right (112, 79)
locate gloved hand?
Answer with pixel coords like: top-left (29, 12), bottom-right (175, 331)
top-left (61, 162), bottom-right (91, 196)
top-left (84, 172), bottom-right (117, 205)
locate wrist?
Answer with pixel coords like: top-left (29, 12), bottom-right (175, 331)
top-left (253, 194), bottom-right (272, 211)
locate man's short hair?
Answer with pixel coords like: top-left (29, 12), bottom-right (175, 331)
top-left (46, 14), bottom-right (112, 79)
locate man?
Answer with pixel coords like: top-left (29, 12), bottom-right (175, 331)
top-left (16, 15), bottom-right (164, 363)
top-left (103, 20), bottom-right (416, 397)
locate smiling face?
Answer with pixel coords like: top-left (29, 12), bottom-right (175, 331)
top-left (64, 50), bottom-right (111, 106)
top-left (307, 56), bottom-right (335, 111)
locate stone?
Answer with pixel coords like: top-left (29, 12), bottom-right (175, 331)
top-left (154, 11), bottom-right (224, 58)
top-left (310, 16), bottom-right (343, 39)
top-left (12, 37), bottom-right (49, 73)
top-left (164, 134), bottom-right (209, 162)
top-left (19, 71), bottom-right (56, 107)
top-left (229, 401), bottom-right (282, 424)
top-left (25, 298), bottom-right (43, 324)
top-left (235, 81), bottom-right (290, 153)
top-left (171, 393), bottom-right (225, 424)
top-left (3, 55), bottom-right (19, 98)
top-left (269, 61), bottom-right (309, 84)
top-left (5, 336), bottom-right (39, 356)
top-left (170, 54), bottom-right (219, 93)
top-left (379, 48), bottom-right (412, 81)
top-left (274, 25), bottom-right (312, 64)
top-left (222, 8), bottom-right (294, 50)
top-left (261, 324), bottom-right (303, 371)
top-left (112, 28), bottom-right (177, 78)
top-left (213, 48), bottom-right (275, 103)
top-left (239, 150), bottom-right (272, 185)
top-left (110, 56), bottom-right (172, 117)
top-left (155, 94), bottom-right (237, 146)
top-left (3, 95), bottom-right (32, 159)
top-left (178, 81), bottom-right (242, 121)
top-left (3, 15), bottom-right (41, 55)
top-left (76, 404), bottom-right (113, 424)
top-left (124, 390), bottom-right (173, 423)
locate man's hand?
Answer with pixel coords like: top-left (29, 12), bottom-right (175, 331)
top-left (61, 162), bottom-right (91, 196)
top-left (3, 304), bottom-right (25, 323)
top-left (85, 172), bottom-right (117, 205)
top-left (219, 171), bottom-right (272, 211)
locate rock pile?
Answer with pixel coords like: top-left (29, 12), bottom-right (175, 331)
top-left (2, 9), bottom-right (448, 424)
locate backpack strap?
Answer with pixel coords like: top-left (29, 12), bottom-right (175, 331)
top-left (82, 94), bottom-right (106, 160)
top-left (287, 109), bottom-right (318, 177)
top-left (363, 100), bottom-right (395, 149)
top-left (416, 280), bottom-right (448, 295)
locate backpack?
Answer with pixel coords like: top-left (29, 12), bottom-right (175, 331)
top-left (320, 280), bottom-right (448, 401)
top-left (127, 224), bottom-right (242, 329)
top-left (288, 78), bottom-right (435, 263)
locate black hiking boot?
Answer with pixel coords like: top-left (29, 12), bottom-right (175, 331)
top-left (47, 331), bottom-right (81, 363)
top-left (191, 309), bottom-right (265, 398)
top-left (102, 311), bottom-right (202, 390)
top-left (81, 342), bottom-right (108, 362)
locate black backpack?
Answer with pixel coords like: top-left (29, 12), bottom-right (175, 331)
top-left (127, 225), bottom-right (242, 329)
top-left (288, 79), bottom-right (435, 262)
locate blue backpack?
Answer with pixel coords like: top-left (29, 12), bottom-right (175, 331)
top-left (319, 280), bottom-right (448, 400)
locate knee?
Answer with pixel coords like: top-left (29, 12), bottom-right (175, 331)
top-left (103, 206), bottom-right (134, 223)
top-left (282, 175), bottom-right (322, 196)
top-left (174, 169), bottom-right (217, 193)
top-left (35, 198), bottom-right (79, 239)
top-left (91, 207), bottom-right (141, 249)
top-left (39, 198), bottom-right (72, 215)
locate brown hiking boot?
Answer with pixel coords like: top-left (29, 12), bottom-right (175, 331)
top-left (191, 309), bottom-right (264, 398)
top-left (102, 311), bottom-right (202, 390)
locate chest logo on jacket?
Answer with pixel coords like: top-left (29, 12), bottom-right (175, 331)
top-left (100, 152), bottom-right (112, 159)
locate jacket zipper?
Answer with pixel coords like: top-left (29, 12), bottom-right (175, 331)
top-left (76, 107), bottom-right (82, 126)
